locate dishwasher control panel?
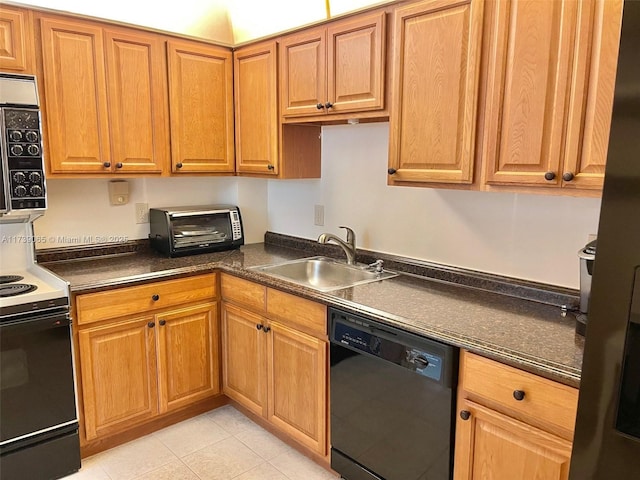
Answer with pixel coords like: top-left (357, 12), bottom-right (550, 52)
top-left (332, 316), bottom-right (445, 382)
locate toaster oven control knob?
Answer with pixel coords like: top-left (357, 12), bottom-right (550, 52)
top-left (30, 185), bottom-right (43, 197)
top-left (13, 171), bottom-right (26, 184)
top-left (28, 171), bottom-right (41, 183)
top-left (14, 185), bottom-right (27, 197)
top-left (9, 130), bottom-right (23, 141)
top-left (27, 144), bottom-right (40, 156)
top-left (10, 144), bottom-right (24, 156)
top-left (25, 130), bottom-right (39, 142)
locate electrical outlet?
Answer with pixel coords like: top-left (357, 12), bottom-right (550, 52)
top-left (135, 203), bottom-right (149, 224)
top-left (314, 204), bottom-right (324, 226)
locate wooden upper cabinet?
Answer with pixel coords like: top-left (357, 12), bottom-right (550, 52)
top-left (39, 16), bottom-right (169, 175)
top-left (279, 11), bottom-right (386, 118)
top-left (234, 41), bottom-right (279, 176)
top-left (167, 40), bottom-right (234, 174)
top-left (39, 17), bottom-right (111, 173)
top-left (104, 28), bottom-right (169, 173)
top-left (563, 0), bottom-right (623, 191)
top-left (280, 28), bottom-right (326, 117)
top-left (388, 0), bottom-right (484, 184)
top-left (482, 0), bottom-right (622, 191)
top-left (0, 6), bottom-right (35, 73)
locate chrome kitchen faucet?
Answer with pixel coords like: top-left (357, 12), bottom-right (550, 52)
top-left (317, 226), bottom-right (356, 265)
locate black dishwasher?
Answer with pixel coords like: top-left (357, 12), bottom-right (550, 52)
top-left (329, 308), bottom-right (458, 480)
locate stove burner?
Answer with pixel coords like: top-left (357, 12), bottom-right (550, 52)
top-left (0, 275), bottom-right (24, 284)
top-left (0, 283), bottom-right (37, 297)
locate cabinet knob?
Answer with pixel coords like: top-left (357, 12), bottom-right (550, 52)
top-left (256, 324), bottom-right (263, 330)
top-left (388, 168), bottom-right (397, 175)
top-left (316, 103), bottom-right (325, 110)
top-left (267, 164), bottom-right (275, 171)
top-left (148, 321), bottom-right (155, 328)
top-left (460, 410), bottom-right (471, 421)
top-left (563, 172), bottom-right (575, 182)
top-left (152, 294), bottom-right (160, 301)
top-left (159, 319), bottom-right (166, 326)
top-left (544, 171), bottom-right (556, 181)
top-left (513, 390), bottom-right (526, 401)
top-left (325, 102), bottom-right (333, 109)
top-left (103, 162), bottom-right (111, 168)
top-left (263, 326), bottom-right (271, 333)
top-left (176, 162), bottom-right (183, 169)
top-left (115, 162), bottom-right (123, 169)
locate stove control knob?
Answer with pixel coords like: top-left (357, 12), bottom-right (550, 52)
top-left (9, 130), bottom-right (23, 141)
top-left (15, 185), bottom-right (27, 197)
top-left (13, 171), bottom-right (26, 184)
top-left (28, 171), bottom-right (42, 183)
top-left (27, 144), bottom-right (40, 156)
top-left (30, 185), bottom-right (43, 197)
top-left (10, 144), bottom-right (24, 156)
top-left (25, 130), bottom-right (39, 142)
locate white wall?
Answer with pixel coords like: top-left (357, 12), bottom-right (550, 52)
top-left (267, 123), bottom-right (602, 289)
top-left (33, 176), bottom-right (267, 248)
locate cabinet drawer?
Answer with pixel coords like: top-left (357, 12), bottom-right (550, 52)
top-left (267, 288), bottom-right (326, 336)
top-left (221, 274), bottom-right (266, 313)
top-left (460, 351), bottom-right (579, 434)
top-left (76, 273), bottom-right (217, 325)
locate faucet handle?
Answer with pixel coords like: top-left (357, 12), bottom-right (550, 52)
top-left (368, 259), bottom-right (384, 273)
top-left (338, 226), bottom-right (355, 243)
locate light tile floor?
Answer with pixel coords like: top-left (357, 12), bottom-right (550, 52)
top-left (65, 405), bottom-right (338, 480)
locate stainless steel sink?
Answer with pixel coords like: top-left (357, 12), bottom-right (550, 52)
top-left (250, 256), bottom-right (398, 292)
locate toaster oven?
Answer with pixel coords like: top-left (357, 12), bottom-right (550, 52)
top-left (149, 205), bottom-right (244, 257)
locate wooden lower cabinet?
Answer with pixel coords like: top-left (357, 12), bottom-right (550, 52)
top-left (78, 316), bottom-right (159, 441)
top-left (75, 274), bottom-right (220, 445)
top-left (267, 320), bottom-right (327, 454)
top-left (220, 277), bottom-right (328, 456)
top-left (454, 351), bottom-right (578, 480)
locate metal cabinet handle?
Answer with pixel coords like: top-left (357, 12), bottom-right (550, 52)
top-left (563, 172), bottom-right (575, 182)
top-left (103, 162), bottom-right (111, 168)
top-left (325, 102), bottom-right (333, 109)
top-left (159, 319), bottom-right (166, 326)
top-left (267, 164), bottom-right (275, 171)
top-left (316, 103), bottom-right (325, 110)
top-left (263, 326), bottom-right (271, 333)
top-left (256, 324), bottom-right (263, 330)
top-left (152, 294), bottom-right (160, 301)
top-left (115, 162), bottom-right (123, 169)
top-left (176, 162), bottom-right (183, 169)
top-left (148, 321), bottom-right (155, 328)
top-left (388, 168), bottom-right (397, 175)
top-left (544, 171), bottom-right (556, 181)
top-left (460, 410), bottom-right (471, 420)
top-left (513, 390), bottom-right (526, 401)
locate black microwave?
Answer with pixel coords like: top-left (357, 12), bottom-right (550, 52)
top-left (149, 205), bottom-right (244, 257)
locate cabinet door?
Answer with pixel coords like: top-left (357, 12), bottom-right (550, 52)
top-left (104, 28), bottom-right (169, 174)
top-left (221, 303), bottom-right (268, 417)
top-left (482, 0), bottom-right (578, 187)
top-left (78, 317), bottom-right (158, 441)
top-left (156, 303), bottom-right (219, 413)
top-left (563, 0), bottom-right (623, 191)
top-left (279, 28), bottom-right (326, 117)
top-left (0, 6), bottom-right (34, 73)
top-left (40, 17), bottom-right (111, 173)
top-left (267, 320), bottom-right (327, 455)
top-left (167, 40), bottom-right (234, 173)
top-left (234, 41), bottom-right (279, 176)
top-left (454, 399), bottom-right (572, 480)
top-left (327, 12), bottom-right (385, 113)
top-left (388, 0), bottom-right (483, 184)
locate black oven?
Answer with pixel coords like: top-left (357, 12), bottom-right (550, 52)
top-left (0, 308), bottom-right (80, 480)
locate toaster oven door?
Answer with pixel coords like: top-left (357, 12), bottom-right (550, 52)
top-left (169, 213), bottom-right (234, 249)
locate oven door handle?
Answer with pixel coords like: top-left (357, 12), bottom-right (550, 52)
top-left (0, 313), bottom-right (70, 334)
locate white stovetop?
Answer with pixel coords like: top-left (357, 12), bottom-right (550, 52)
top-left (0, 220), bottom-right (69, 309)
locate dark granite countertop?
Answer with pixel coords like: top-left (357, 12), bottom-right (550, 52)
top-left (41, 240), bottom-right (584, 388)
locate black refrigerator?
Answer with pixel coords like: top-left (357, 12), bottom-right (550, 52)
top-left (569, 1), bottom-right (640, 478)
